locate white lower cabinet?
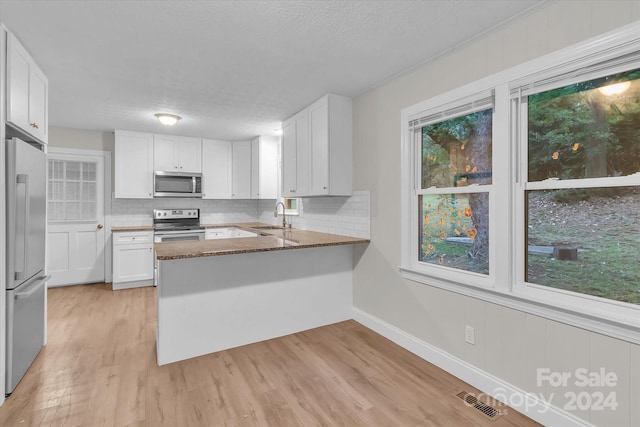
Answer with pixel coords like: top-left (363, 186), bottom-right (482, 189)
top-left (112, 230), bottom-right (154, 290)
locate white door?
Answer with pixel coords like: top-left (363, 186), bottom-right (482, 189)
top-left (47, 152), bottom-right (105, 286)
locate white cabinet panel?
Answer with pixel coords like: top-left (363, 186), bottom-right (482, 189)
top-left (154, 134), bottom-right (202, 173)
top-left (232, 140), bottom-right (251, 199)
top-left (282, 109), bottom-right (309, 196)
top-left (282, 116), bottom-right (297, 196)
top-left (202, 139), bottom-right (232, 199)
top-left (114, 130), bottom-right (154, 198)
top-left (153, 135), bottom-right (176, 171)
top-left (251, 136), bottom-right (278, 199)
top-left (281, 94), bottom-right (351, 197)
top-left (6, 32), bottom-right (48, 143)
top-left (309, 96), bottom-right (330, 195)
top-left (179, 137), bottom-right (202, 173)
top-left (112, 231), bottom-right (154, 289)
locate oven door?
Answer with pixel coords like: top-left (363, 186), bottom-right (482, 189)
top-left (153, 230), bottom-right (205, 243)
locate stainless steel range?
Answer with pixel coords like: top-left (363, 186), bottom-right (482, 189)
top-left (153, 209), bottom-right (205, 243)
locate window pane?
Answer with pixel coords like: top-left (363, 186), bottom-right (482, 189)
top-left (82, 182), bottom-right (96, 201)
top-left (526, 186), bottom-right (640, 305)
top-left (65, 161), bottom-right (81, 180)
top-left (421, 109), bottom-right (492, 188)
top-left (48, 202), bottom-right (64, 221)
top-left (49, 159), bottom-right (64, 180)
top-left (82, 162), bottom-right (96, 181)
top-left (528, 68), bottom-right (640, 182)
top-left (419, 193), bottom-right (489, 274)
top-left (66, 181), bottom-right (80, 201)
top-left (48, 181), bottom-right (64, 201)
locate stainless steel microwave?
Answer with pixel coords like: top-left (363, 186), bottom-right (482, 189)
top-left (154, 171), bottom-right (202, 198)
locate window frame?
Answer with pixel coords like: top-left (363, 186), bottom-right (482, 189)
top-left (408, 90), bottom-right (498, 288)
top-left (400, 21), bottom-right (640, 344)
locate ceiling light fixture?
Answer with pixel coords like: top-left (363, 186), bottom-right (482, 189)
top-left (598, 81), bottom-right (631, 96)
top-left (155, 113), bottom-right (182, 126)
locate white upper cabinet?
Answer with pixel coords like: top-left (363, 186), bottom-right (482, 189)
top-left (231, 140), bottom-right (252, 199)
top-left (153, 134), bottom-right (202, 173)
top-left (282, 94), bottom-right (352, 197)
top-left (6, 32), bottom-right (49, 144)
top-left (282, 109), bottom-right (309, 197)
top-left (251, 136), bottom-right (278, 199)
top-left (201, 139), bottom-right (232, 199)
top-left (115, 130), bottom-right (154, 199)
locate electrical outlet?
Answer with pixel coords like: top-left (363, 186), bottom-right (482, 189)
top-left (465, 325), bottom-right (475, 345)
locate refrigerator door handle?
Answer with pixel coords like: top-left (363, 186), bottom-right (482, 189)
top-left (15, 275), bottom-right (50, 299)
top-left (15, 173), bottom-right (30, 281)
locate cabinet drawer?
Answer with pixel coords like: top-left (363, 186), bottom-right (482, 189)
top-left (114, 231), bottom-right (153, 245)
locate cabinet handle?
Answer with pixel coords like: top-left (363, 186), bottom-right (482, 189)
top-left (30, 122), bottom-right (39, 129)
top-left (323, 186), bottom-right (327, 190)
top-left (97, 224), bottom-right (104, 229)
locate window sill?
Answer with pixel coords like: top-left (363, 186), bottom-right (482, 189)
top-left (399, 266), bottom-right (640, 345)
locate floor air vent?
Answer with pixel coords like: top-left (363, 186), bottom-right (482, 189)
top-left (455, 391), bottom-right (501, 420)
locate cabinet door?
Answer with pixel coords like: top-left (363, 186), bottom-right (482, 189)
top-left (115, 130), bottom-right (154, 198)
top-left (6, 32), bottom-right (49, 144)
top-left (251, 137), bottom-right (260, 198)
top-left (257, 137), bottom-right (278, 199)
top-left (154, 134), bottom-right (177, 171)
top-left (232, 141), bottom-right (252, 199)
top-left (29, 66), bottom-right (48, 143)
top-left (295, 111), bottom-right (310, 197)
top-left (308, 96), bottom-right (330, 196)
top-left (282, 110), bottom-right (309, 197)
top-left (202, 139), bottom-right (232, 199)
top-left (7, 34), bottom-right (30, 134)
top-left (282, 117), bottom-right (297, 196)
top-left (176, 136), bottom-right (202, 173)
top-left (113, 244), bottom-right (154, 282)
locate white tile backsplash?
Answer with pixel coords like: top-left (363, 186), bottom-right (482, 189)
top-left (111, 197), bottom-right (259, 227)
top-left (110, 190), bottom-right (370, 239)
top-left (257, 190), bottom-right (370, 239)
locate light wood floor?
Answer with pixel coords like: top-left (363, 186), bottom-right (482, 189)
top-left (0, 283), bottom-right (541, 427)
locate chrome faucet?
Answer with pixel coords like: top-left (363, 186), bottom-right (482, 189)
top-left (274, 202), bottom-right (288, 228)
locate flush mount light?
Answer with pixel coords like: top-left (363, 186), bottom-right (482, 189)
top-left (598, 81), bottom-right (631, 96)
top-left (155, 113), bottom-right (182, 126)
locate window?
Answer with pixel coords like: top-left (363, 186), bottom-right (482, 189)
top-left (401, 23), bottom-right (640, 340)
top-left (48, 159), bottom-right (98, 221)
top-left (519, 68), bottom-right (640, 306)
top-left (419, 108), bottom-right (492, 275)
top-left (283, 197), bottom-right (301, 216)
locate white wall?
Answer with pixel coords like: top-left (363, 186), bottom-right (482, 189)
top-left (352, 2), bottom-right (640, 426)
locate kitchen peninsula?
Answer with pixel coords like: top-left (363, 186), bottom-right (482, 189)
top-left (154, 224), bottom-right (368, 365)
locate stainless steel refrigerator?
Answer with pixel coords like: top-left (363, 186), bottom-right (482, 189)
top-left (5, 137), bottom-right (47, 394)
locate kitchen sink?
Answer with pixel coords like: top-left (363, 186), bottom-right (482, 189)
top-left (253, 225), bottom-right (285, 230)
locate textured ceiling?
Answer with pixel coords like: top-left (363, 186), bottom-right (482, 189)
top-left (1, 0), bottom-right (545, 140)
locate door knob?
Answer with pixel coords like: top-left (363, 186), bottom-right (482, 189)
top-left (97, 224), bottom-right (104, 229)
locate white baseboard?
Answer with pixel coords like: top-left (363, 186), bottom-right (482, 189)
top-left (352, 307), bottom-right (594, 427)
